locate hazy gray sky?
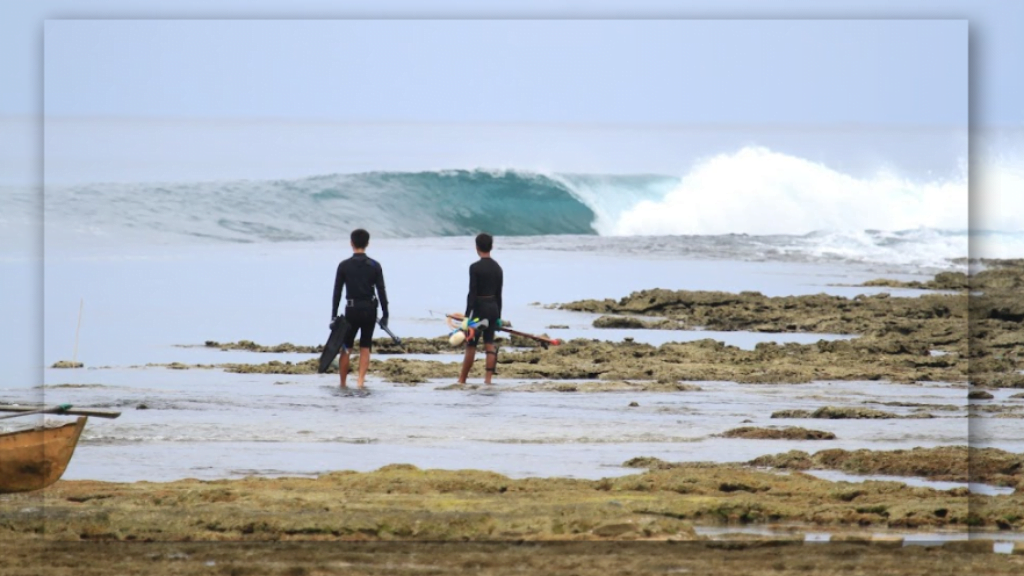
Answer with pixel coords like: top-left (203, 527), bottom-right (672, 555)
top-left (43, 19), bottom-right (965, 126)
top-left (4, 0), bottom-right (1021, 126)
top-left (37, 18), bottom-right (970, 184)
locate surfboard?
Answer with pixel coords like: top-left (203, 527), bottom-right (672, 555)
top-left (445, 312), bottom-right (560, 348)
top-left (317, 316), bottom-right (350, 374)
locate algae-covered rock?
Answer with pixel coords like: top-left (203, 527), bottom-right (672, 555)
top-left (561, 286), bottom-right (964, 338)
top-left (932, 271), bottom-right (971, 290)
top-left (222, 358), bottom-right (320, 374)
top-left (771, 406), bottom-right (909, 420)
top-left (750, 446), bottom-right (1023, 487)
top-left (969, 262), bottom-right (1024, 388)
top-left (196, 337), bottom-right (461, 355)
top-left (51, 360), bottom-right (84, 369)
top-left (719, 427), bottom-right (836, 440)
top-left (748, 450), bottom-right (814, 470)
top-left (622, 457), bottom-right (677, 470)
top-left (0, 459), bottom-right (1008, 543)
top-left (861, 272), bottom-right (968, 291)
top-left (374, 359), bottom-right (428, 384)
top-left (593, 316), bottom-right (648, 329)
top-left (769, 410), bottom-right (813, 419)
top-left (556, 264), bottom-right (1024, 388)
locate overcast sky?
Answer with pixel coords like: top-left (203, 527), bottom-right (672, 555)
top-left (42, 19), bottom-right (965, 126)
top-left (0, 1), bottom-right (1019, 188)
top-left (4, 0), bottom-right (1021, 126)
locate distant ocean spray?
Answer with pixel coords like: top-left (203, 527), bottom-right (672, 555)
top-left (20, 146), bottom-right (1024, 266)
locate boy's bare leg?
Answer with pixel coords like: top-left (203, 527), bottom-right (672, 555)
top-left (357, 347), bottom-right (371, 388)
top-left (458, 345), bottom-right (476, 384)
top-left (339, 350), bottom-right (350, 389)
top-left (484, 344), bottom-right (497, 385)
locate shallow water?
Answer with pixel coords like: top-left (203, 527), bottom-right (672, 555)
top-left (35, 237), bottom-right (937, 376)
top-left (0, 237), bottom-right (1006, 485)
top-left (800, 469), bottom-right (1014, 496)
top-left (1, 370), bottom-right (972, 483)
top-left (693, 525), bottom-right (1024, 551)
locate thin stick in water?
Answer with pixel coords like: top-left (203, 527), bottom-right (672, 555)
top-left (72, 299), bottom-right (83, 364)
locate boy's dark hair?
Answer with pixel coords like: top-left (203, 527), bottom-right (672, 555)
top-left (351, 229), bottom-right (370, 249)
top-left (475, 233), bottom-right (493, 253)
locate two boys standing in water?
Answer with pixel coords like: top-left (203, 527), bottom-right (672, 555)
top-left (330, 230), bottom-right (503, 390)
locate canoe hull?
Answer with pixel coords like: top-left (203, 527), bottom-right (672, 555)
top-left (0, 417), bottom-right (87, 493)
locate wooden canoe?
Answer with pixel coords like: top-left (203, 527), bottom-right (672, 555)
top-left (0, 416), bottom-right (87, 493)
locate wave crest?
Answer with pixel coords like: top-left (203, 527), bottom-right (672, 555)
top-left (610, 147), bottom-right (967, 236)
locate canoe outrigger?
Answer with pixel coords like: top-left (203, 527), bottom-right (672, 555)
top-left (445, 312), bottom-right (562, 348)
top-left (0, 404), bottom-right (121, 493)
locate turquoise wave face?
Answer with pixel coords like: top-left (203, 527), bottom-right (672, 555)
top-left (307, 169), bottom-right (599, 236)
top-left (39, 169), bottom-right (678, 243)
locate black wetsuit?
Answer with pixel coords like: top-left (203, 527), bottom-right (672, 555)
top-left (465, 257), bottom-right (503, 346)
top-left (332, 253), bottom-right (389, 349)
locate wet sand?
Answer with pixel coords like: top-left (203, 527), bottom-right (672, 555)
top-left (0, 464), bottom-right (985, 538)
top-left (1, 461), bottom-right (1021, 573)
top-left (3, 540), bottom-right (1023, 576)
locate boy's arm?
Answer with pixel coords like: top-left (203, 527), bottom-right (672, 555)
top-left (331, 262), bottom-right (345, 319)
top-left (376, 264), bottom-right (389, 325)
top-left (465, 265), bottom-right (477, 317)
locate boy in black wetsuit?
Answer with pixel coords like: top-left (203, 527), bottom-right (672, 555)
top-left (331, 228), bottom-right (389, 390)
top-left (458, 233), bottom-right (503, 386)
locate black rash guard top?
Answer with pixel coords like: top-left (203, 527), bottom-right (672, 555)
top-left (332, 253), bottom-right (389, 318)
top-left (465, 257), bottom-right (503, 318)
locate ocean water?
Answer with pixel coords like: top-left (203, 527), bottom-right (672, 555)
top-left (6, 374), bottom-right (976, 483)
top-left (31, 236), bottom-right (963, 384)
top-left (32, 154), bottom-right (973, 255)
top-left (3, 141), bottom-right (1021, 484)
top-left (0, 233), bottom-right (995, 483)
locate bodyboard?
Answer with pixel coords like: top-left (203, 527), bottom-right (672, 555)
top-left (318, 316), bottom-right (350, 374)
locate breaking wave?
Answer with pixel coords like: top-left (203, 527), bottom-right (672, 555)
top-left (40, 147), bottom-right (974, 240)
top-left (14, 144), bottom-right (1019, 265)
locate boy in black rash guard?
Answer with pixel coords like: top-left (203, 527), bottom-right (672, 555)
top-left (331, 228), bottom-right (389, 390)
top-left (458, 233), bottom-right (503, 386)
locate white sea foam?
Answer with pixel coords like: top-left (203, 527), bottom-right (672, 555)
top-left (599, 146), bottom-right (967, 236)
top-left (975, 149), bottom-right (1024, 233)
